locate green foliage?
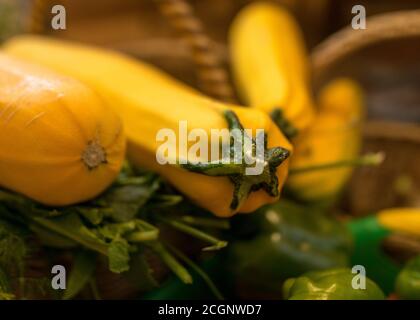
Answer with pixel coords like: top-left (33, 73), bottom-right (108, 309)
top-left (0, 164), bottom-right (226, 299)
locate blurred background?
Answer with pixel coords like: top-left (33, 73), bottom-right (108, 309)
top-left (1, 0), bottom-right (419, 215)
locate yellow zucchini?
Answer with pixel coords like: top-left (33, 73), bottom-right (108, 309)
top-left (4, 36), bottom-right (293, 217)
top-left (286, 78), bottom-right (364, 201)
top-left (318, 77), bottom-right (365, 123)
top-left (229, 2), bottom-right (315, 136)
top-left (378, 208), bottom-right (420, 237)
top-left (0, 53), bottom-right (125, 206)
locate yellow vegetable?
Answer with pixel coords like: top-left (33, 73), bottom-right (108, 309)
top-left (378, 208), bottom-right (420, 237)
top-left (286, 78), bottom-right (364, 201)
top-left (0, 53), bottom-right (125, 206)
top-left (229, 2), bottom-right (315, 136)
top-left (318, 78), bottom-right (364, 123)
top-left (4, 36), bottom-right (293, 217)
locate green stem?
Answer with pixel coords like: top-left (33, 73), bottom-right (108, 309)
top-left (126, 230), bottom-right (158, 242)
top-left (180, 216), bottom-right (230, 230)
top-left (149, 242), bottom-right (192, 284)
top-left (289, 152), bottom-right (385, 175)
top-left (31, 216), bottom-right (109, 256)
top-left (166, 243), bottom-right (224, 300)
top-left (270, 108), bottom-right (298, 139)
top-left (177, 110), bottom-right (290, 211)
top-left (157, 216), bottom-right (227, 251)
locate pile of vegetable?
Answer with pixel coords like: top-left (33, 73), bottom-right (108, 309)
top-left (0, 1), bottom-right (419, 300)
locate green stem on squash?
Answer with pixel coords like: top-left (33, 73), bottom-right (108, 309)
top-left (270, 108), bottom-right (298, 139)
top-left (178, 110), bottom-right (290, 211)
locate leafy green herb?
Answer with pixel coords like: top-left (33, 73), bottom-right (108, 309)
top-left (0, 164), bottom-right (225, 298)
top-left (100, 174), bottom-right (160, 222)
top-left (108, 237), bottom-right (131, 273)
top-left (76, 207), bottom-right (104, 225)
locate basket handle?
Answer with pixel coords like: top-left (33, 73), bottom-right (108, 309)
top-left (29, 0), bottom-right (50, 34)
top-left (154, 0), bottom-right (236, 103)
top-left (311, 9), bottom-right (420, 80)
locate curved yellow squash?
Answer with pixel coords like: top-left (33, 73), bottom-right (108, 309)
top-left (0, 53), bottom-right (125, 206)
top-left (229, 2), bottom-right (315, 133)
top-left (286, 78), bottom-right (364, 201)
top-left (4, 36), bottom-right (292, 217)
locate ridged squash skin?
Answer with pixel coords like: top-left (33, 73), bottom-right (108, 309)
top-left (0, 53), bottom-right (125, 206)
top-left (229, 2), bottom-right (315, 133)
top-left (4, 36), bottom-right (293, 217)
top-left (286, 78), bottom-right (364, 201)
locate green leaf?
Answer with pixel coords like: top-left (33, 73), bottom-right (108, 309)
top-left (102, 177), bottom-right (160, 222)
top-left (108, 237), bottom-right (130, 273)
top-left (76, 207), bottom-right (104, 225)
top-left (63, 251), bottom-right (96, 300)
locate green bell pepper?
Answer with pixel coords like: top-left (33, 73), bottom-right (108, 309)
top-left (395, 255), bottom-right (420, 300)
top-left (228, 200), bottom-right (352, 296)
top-left (283, 268), bottom-right (385, 300)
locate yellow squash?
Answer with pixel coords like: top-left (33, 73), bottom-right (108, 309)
top-left (229, 2), bottom-right (315, 136)
top-left (4, 36), bottom-right (293, 217)
top-left (286, 78), bottom-right (364, 201)
top-left (318, 78), bottom-right (364, 123)
top-left (0, 53), bottom-right (125, 206)
top-left (377, 208), bottom-right (420, 237)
